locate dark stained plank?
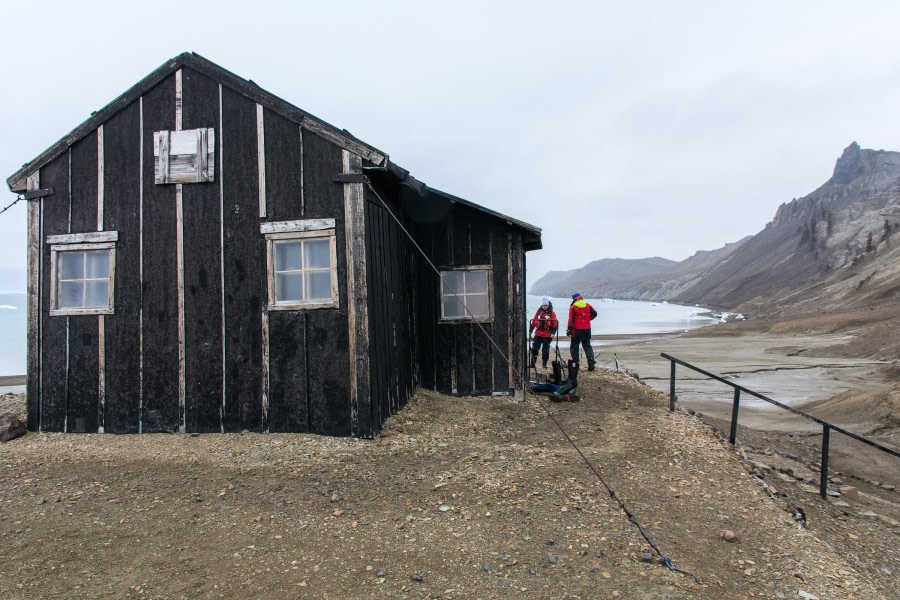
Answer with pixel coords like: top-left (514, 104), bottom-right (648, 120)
top-left (140, 74), bottom-right (180, 432)
top-left (491, 228), bottom-right (511, 391)
top-left (181, 67), bottom-right (224, 433)
top-left (303, 132), bottom-right (350, 436)
top-left (66, 318), bottom-right (99, 432)
top-left (263, 109), bottom-right (304, 221)
top-left (221, 86), bottom-right (263, 432)
top-left (38, 154), bottom-right (70, 431)
top-left (102, 102), bottom-right (142, 433)
top-left (267, 311), bottom-right (308, 432)
top-left (69, 131), bottom-right (99, 234)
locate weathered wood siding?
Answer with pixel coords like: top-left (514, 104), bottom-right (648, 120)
top-left (413, 204), bottom-right (526, 397)
top-left (101, 103), bottom-right (142, 433)
top-left (363, 183), bottom-right (419, 435)
top-left (221, 86), bottom-right (263, 432)
top-left (24, 57), bottom-right (532, 435)
top-left (181, 68), bottom-right (224, 433)
top-left (140, 74), bottom-right (180, 432)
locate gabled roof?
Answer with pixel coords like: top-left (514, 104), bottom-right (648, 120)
top-left (7, 52), bottom-right (540, 250)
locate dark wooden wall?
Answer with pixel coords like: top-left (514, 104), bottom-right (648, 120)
top-left (363, 184), bottom-right (419, 435)
top-left (27, 64), bottom-right (530, 435)
top-left (412, 203), bottom-right (526, 397)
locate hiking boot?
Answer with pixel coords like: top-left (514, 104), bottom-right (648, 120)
top-left (587, 362), bottom-right (596, 371)
top-left (542, 359), bottom-right (548, 368)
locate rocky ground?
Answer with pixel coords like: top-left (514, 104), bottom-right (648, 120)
top-left (1, 363), bottom-right (897, 599)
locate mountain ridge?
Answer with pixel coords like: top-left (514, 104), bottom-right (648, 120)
top-left (532, 143), bottom-right (900, 316)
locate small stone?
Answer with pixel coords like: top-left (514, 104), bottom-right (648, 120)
top-left (882, 484), bottom-right (895, 491)
top-left (330, 492), bottom-right (341, 502)
top-left (546, 539), bottom-right (555, 546)
top-left (640, 552), bottom-right (654, 563)
top-left (547, 554), bottom-right (558, 564)
top-left (410, 573), bottom-right (424, 583)
top-left (529, 568), bottom-right (537, 576)
top-left (332, 509), bottom-right (344, 517)
top-left (838, 486), bottom-right (858, 500)
top-left (720, 530), bottom-right (737, 542)
top-left (879, 566), bottom-right (892, 575)
top-left (798, 591), bottom-right (819, 600)
top-left (438, 504), bottom-right (450, 512)
top-left (375, 567), bottom-right (387, 578)
top-left (482, 564), bottom-right (492, 573)
top-left (36, 497), bottom-right (46, 505)
top-left (826, 490), bottom-right (840, 497)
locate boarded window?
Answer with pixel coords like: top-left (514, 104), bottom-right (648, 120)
top-left (48, 241), bottom-right (116, 315)
top-left (440, 268), bottom-right (492, 321)
top-left (154, 128), bottom-right (215, 184)
top-left (263, 220), bottom-right (338, 310)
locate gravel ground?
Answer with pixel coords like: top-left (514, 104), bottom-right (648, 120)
top-left (0, 368), bottom-right (897, 599)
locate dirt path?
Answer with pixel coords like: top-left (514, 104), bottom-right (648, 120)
top-left (1, 369), bottom-right (896, 599)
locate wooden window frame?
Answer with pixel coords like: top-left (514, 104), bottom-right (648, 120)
top-left (153, 128), bottom-right (215, 184)
top-left (48, 241), bottom-right (116, 316)
top-left (263, 220), bottom-right (339, 311)
top-left (439, 265), bottom-right (494, 323)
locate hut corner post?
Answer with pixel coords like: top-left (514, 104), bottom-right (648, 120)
top-left (342, 150), bottom-right (372, 437)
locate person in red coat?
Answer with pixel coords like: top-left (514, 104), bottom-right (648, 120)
top-left (529, 297), bottom-right (558, 369)
top-left (566, 292), bottom-right (597, 370)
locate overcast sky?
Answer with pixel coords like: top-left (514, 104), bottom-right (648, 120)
top-left (2, 0), bottom-right (899, 293)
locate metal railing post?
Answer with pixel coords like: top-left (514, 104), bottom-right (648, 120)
top-left (729, 388), bottom-right (741, 445)
top-left (669, 360), bottom-right (676, 412)
top-left (820, 425), bottom-right (831, 499)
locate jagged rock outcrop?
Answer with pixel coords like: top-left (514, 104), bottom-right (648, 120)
top-left (532, 143), bottom-right (900, 313)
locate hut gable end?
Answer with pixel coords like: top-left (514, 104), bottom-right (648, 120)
top-left (8, 52), bottom-right (541, 437)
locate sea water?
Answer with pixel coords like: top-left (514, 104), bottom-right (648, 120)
top-left (0, 292), bottom-right (26, 376)
top-left (526, 295), bottom-right (718, 343)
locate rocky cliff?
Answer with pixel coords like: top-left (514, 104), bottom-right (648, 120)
top-left (532, 143), bottom-right (900, 313)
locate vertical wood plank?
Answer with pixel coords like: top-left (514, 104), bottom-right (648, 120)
top-left (102, 102), bottom-right (141, 433)
top-left (26, 173), bottom-right (41, 430)
top-left (175, 69), bottom-right (186, 432)
top-left (343, 150), bottom-right (371, 437)
top-left (97, 125), bottom-right (104, 231)
top-left (257, 103), bottom-right (266, 217)
top-left (138, 96), bottom-right (144, 431)
top-left (261, 310), bottom-right (270, 431)
top-left (39, 155), bottom-right (69, 431)
top-left (180, 67), bottom-right (224, 433)
top-left (140, 74), bottom-right (179, 432)
top-left (219, 84), bottom-right (226, 432)
top-left (221, 86), bottom-right (262, 432)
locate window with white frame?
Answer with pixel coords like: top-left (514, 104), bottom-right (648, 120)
top-left (263, 220), bottom-right (338, 310)
top-left (440, 268), bottom-right (492, 321)
top-left (48, 239), bottom-right (116, 315)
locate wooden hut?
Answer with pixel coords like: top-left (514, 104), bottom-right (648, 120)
top-left (5, 52), bottom-right (541, 437)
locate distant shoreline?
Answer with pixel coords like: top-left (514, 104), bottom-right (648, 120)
top-left (0, 375), bottom-right (25, 386)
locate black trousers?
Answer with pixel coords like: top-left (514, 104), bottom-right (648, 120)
top-left (531, 335), bottom-right (551, 362)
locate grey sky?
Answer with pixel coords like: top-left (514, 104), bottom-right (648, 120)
top-left (2, 1), bottom-right (899, 292)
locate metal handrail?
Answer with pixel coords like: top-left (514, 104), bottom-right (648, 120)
top-left (661, 352), bottom-right (899, 499)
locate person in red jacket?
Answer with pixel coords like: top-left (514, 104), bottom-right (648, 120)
top-left (529, 297), bottom-right (558, 369)
top-left (566, 292), bottom-right (598, 370)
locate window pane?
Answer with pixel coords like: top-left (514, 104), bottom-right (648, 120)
top-left (440, 271), bottom-right (464, 295)
top-left (467, 293), bottom-right (490, 318)
top-left (275, 241), bottom-right (302, 272)
top-left (304, 239), bottom-right (331, 270)
top-left (59, 281), bottom-right (84, 308)
top-left (60, 252), bottom-right (84, 280)
top-left (442, 296), bottom-right (465, 318)
top-left (466, 270), bottom-right (488, 294)
top-left (85, 251), bottom-right (110, 279)
top-left (85, 281), bottom-right (109, 308)
top-left (307, 271), bottom-right (332, 300)
top-left (276, 273), bottom-right (302, 302)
